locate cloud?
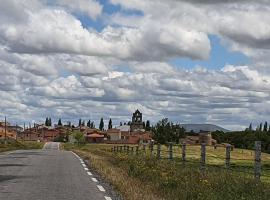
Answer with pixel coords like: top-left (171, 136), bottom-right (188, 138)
top-left (0, 0), bottom-right (270, 131)
top-left (55, 0), bottom-right (103, 19)
top-left (0, 1), bottom-right (211, 62)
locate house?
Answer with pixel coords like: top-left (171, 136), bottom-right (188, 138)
top-left (0, 122), bottom-right (18, 140)
top-left (85, 133), bottom-right (104, 143)
top-left (107, 128), bottom-right (121, 141)
top-left (180, 131), bottom-right (217, 146)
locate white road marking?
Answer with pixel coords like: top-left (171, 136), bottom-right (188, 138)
top-left (97, 185), bottom-right (106, 192)
top-left (87, 172), bottom-right (93, 176)
top-left (72, 151), bottom-right (109, 197)
top-left (91, 178), bottom-right (98, 182)
top-left (72, 152), bottom-right (80, 158)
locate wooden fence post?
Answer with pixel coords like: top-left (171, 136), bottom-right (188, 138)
top-left (169, 142), bottom-right (173, 160)
top-left (143, 144), bottom-right (146, 155)
top-left (150, 142), bottom-right (154, 157)
top-left (254, 141), bottom-right (261, 180)
top-left (131, 147), bottom-right (134, 155)
top-left (136, 146), bottom-right (139, 155)
top-left (157, 143), bottom-right (161, 159)
top-left (182, 142), bottom-right (186, 162)
top-left (225, 145), bottom-right (231, 169)
top-left (120, 146), bottom-right (123, 153)
top-left (200, 143), bottom-right (206, 172)
top-left (127, 146), bottom-right (130, 153)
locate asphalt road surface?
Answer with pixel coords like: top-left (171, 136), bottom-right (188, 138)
top-left (0, 142), bottom-right (111, 200)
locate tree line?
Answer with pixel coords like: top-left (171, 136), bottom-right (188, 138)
top-left (212, 122), bottom-right (270, 153)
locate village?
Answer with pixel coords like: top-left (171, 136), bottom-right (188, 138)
top-left (0, 109), bottom-right (217, 146)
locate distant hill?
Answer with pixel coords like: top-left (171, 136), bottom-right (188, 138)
top-left (181, 124), bottom-right (229, 133)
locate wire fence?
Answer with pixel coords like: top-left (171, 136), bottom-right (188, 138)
top-left (110, 141), bottom-right (270, 181)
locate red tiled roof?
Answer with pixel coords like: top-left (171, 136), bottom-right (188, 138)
top-left (86, 133), bottom-right (104, 138)
top-left (107, 128), bottom-right (120, 133)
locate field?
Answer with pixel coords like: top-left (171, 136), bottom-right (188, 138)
top-left (0, 140), bottom-right (44, 153)
top-left (64, 143), bottom-right (270, 200)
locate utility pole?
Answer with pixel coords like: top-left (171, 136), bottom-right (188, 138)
top-left (29, 122), bottom-right (31, 141)
top-left (23, 123), bottom-right (25, 141)
top-left (4, 116), bottom-right (7, 144)
top-left (16, 123), bottom-right (18, 141)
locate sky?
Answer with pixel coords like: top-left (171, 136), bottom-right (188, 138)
top-left (1, 0), bottom-right (270, 130)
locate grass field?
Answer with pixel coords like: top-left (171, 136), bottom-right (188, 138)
top-left (0, 140), bottom-right (44, 153)
top-left (64, 143), bottom-right (270, 200)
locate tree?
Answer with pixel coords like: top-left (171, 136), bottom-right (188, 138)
top-left (152, 118), bottom-right (185, 144)
top-left (259, 123), bottom-right (263, 132)
top-left (143, 122), bottom-right (146, 129)
top-left (45, 117), bottom-right (48, 126)
top-left (82, 120), bottom-right (85, 127)
top-left (90, 122), bottom-right (95, 128)
top-left (79, 119), bottom-right (82, 127)
top-left (249, 123), bottom-right (252, 131)
top-left (58, 118), bottom-right (62, 126)
top-left (87, 120), bottom-right (91, 127)
top-left (99, 118), bottom-right (104, 131)
top-left (120, 122), bottom-right (122, 126)
top-left (48, 118), bottom-right (52, 126)
top-left (263, 121), bottom-right (268, 132)
top-left (145, 120), bottom-right (150, 131)
top-left (108, 118), bottom-right (112, 129)
top-left (73, 131), bottom-right (85, 145)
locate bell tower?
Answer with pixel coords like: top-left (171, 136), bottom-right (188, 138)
top-left (130, 109), bottom-right (144, 132)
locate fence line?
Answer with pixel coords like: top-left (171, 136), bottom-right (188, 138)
top-left (111, 141), bottom-right (269, 180)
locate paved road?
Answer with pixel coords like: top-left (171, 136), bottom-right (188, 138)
top-left (0, 142), bottom-right (109, 200)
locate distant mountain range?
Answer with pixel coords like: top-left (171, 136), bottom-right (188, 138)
top-left (181, 124), bottom-right (230, 133)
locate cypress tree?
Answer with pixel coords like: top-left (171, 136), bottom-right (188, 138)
top-left (146, 120), bottom-right (150, 131)
top-left (45, 117), bottom-right (48, 126)
top-left (259, 123), bottom-right (263, 132)
top-left (99, 118), bottom-right (104, 131)
top-left (108, 118), bottom-right (112, 129)
top-left (249, 123), bottom-right (252, 131)
top-left (263, 121), bottom-right (268, 132)
top-left (87, 120), bottom-right (91, 127)
top-left (58, 118), bottom-right (62, 126)
top-left (90, 122), bottom-right (95, 128)
top-left (48, 118), bottom-right (52, 126)
top-left (79, 119), bottom-right (82, 127)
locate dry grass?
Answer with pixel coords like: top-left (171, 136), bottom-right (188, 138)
top-left (69, 147), bottom-right (163, 200)
top-left (0, 140), bottom-right (44, 153)
top-left (64, 143), bottom-right (270, 200)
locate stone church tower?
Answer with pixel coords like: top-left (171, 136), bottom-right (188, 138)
top-left (130, 109), bottom-right (144, 132)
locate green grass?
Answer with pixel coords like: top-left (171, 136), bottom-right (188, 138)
top-left (0, 140), bottom-right (44, 153)
top-left (64, 143), bottom-right (270, 200)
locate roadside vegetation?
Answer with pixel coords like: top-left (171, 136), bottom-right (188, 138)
top-left (0, 140), bottom-right (44, 153)
top-left (64, 143), bottom-right (270, 200)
